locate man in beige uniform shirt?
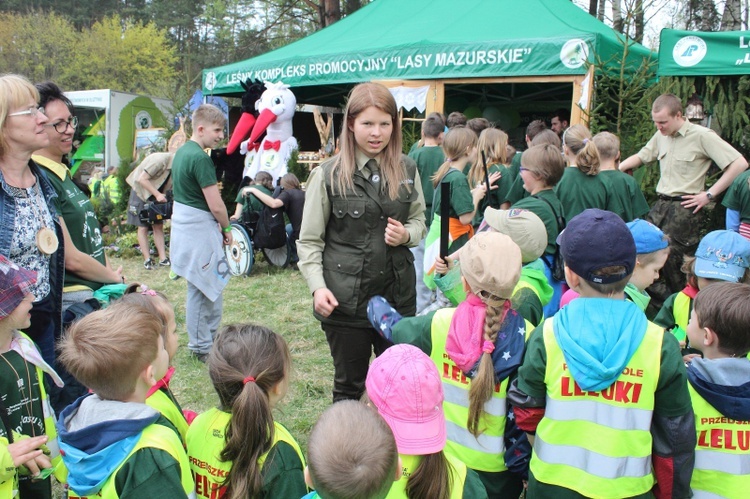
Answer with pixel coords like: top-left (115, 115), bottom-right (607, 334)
top-left (620, 93), bottom-right (748, 310)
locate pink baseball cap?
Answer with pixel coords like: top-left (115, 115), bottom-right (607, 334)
top-left (365, 344), bottom-right (446, 455)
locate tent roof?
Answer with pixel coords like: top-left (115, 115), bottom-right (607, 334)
top-left (203, 0), bottom-right (653, 101)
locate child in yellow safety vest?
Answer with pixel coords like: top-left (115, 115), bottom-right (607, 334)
top-left (57, 300), bottom-right (194, 498)
top-left (365, 344), bottom-right (488, 499)
top-left (510, 209), bottom-right (695, 499)
top-left (560, 218), bottom-right (670, 313)
top-left (120, 284), bottom-right (195, 445)
top-left (685, 282), bottom-right (750, 498)
top-left (655, 230), bottom-right (750, 350)
top-left (368, 232), bottom-right (530, 497)
top-left (303, 400), bottom-right (401, 499)
top-left (0, 255), bottom-right (66, 499)
top-left (186, 323), bottom-right (307, 499)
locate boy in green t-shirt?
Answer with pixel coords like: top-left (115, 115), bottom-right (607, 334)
top-left (723, 169), bottom-right (750, 241)
top-left (170, 104), bottom-right (231, 361)
top-left (409, 114), bottom-right (445, 313)
top-left (594, 131), bottom-right (649, 222)
top-left (0, 255), bottom-right (65, 499)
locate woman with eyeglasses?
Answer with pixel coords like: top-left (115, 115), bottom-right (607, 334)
top-left (32, 82), bottom-right (124, 307)
top-left (0, 75), bottom-right (64, 382)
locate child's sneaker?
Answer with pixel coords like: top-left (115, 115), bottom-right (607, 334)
top-left (169, 270), bottom-right (180, 281)
top-left (143, 259), bottom-right (154, 270)
top-left (159, 258), bottom-right (171, 267)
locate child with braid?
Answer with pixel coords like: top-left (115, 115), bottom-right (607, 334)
top-left (368, 232), bottom-right (530, 497)
top-left (185, 324), bottom-right (307, 499)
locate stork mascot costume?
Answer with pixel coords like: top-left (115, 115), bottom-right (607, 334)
top-left (226, 79), bottom-right (298, 184)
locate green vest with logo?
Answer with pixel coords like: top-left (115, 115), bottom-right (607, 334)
top-left (688, 384), bottom-right (750, 499)
top-left (429, 308), bottom-right (510, 473)
top-left (531, 319), bottom-right (663, 498)
top-left (67, 423), bottom-right (194, 498)
top-left (385, 452), bottom-right (467, 499)
top-left (186, 407), bottom-right (305, 499)
top-left (318, 157), bottom-right (419, 327)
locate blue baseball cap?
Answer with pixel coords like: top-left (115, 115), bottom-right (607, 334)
top-left (694, 230), bottom-right (750, 283)
top-left (626, 219), bottom-right (668, 254)
top-left (558, 209), bottom-right (636, 284)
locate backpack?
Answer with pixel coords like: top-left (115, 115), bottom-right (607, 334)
top-left (253, 188), bottom-right (287, 250)
top-left (533, 194), bottom-right (566, 282)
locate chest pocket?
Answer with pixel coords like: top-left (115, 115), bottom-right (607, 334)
top-left (330, 198), bottom-right (367, 245)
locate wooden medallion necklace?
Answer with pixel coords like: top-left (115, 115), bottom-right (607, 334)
top-left (28, 182), bottom-right (59, 256)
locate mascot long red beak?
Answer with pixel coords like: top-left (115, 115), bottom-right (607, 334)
top-left (226, 78), bottom-right (264, 155)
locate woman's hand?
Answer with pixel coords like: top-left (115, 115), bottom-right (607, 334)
top-left (313, 288), bottom-right (339, 317)
top-left (385, 218), bottom-right (409, 246)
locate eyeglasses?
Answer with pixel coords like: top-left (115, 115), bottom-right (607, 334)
top-left (45, 116), bottom-right (79, 134)
top-left (8, 106), bottom-right (46, 119)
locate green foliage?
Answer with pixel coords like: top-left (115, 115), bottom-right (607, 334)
top-left (287, 149), bottom-right (310, 183)
top-left (402, 120), bottom-right (420, 154)
top-left (0, 12), bottom-right (177, 96)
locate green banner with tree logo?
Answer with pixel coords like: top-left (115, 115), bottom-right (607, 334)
top-left (659, 29), bottom-right (750, 76)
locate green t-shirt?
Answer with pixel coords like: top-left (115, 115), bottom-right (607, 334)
top-left (235, 184), bottom-right (272, 214)
top-left (0, 350), bottom-right (45, 441)
top-left (599, 169), bottom-right (650, 222)
top-left (431, 168), bottom-right (474, 219)
top-left (508, 151), bottom-right (522, 181)
top-left (172, 141), bottom-right (217, 212)
top-left (503, 172), bottom-right (530, 205)
top-left (409, 145), bottom-right (445, 226)
top-left (722, 169), bottom-right (750, 223)
top-left (472, 164), bottom-right (506, 227)
top-left (40, 163), bottom-right (106, 290)
top-left (554, 167), bottom-right (608, 221)
top-left (511, 188), bottom-right (563, 255)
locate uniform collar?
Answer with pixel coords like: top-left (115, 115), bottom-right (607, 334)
top-left (355, 149), bottom-right (381, 171)
top-left (675, 119), bottom-right (690, 137)
top-left (32, 154), bottom-right (69, 181)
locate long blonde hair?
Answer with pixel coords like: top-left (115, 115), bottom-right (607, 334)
top-left (467, 128), bottom-right (508, 188)
top-left (563, 124), bottom-right (600, 175)
top-left (432, 127), bottom-right (477, 187)
top-left (330, 83), bottom-right (405, 199)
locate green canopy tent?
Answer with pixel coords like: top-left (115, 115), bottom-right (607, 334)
top-left (658, 29), bottom-right (750, 76)
top-left (204, 0), bottom-right (653, 123)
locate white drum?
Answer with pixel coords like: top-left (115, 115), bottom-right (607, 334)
top-left (224, 223), bottom-right (254, 276)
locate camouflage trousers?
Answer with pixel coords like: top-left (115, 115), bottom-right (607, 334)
top-left (646, 198), bottom-right (703, 314)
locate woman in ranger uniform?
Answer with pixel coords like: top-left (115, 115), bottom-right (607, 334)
top-left (297, 82), bottom-right (426, 402)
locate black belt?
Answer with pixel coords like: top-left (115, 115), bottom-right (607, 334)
top-left (657, 194), bottom-right (685, 201)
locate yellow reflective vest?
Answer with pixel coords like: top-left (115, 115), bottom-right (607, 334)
top-left (530, 319), bottom-right (663, 498)
top-left (429, 308), bottom-right (515, 473)
top-left (186, 407), bottom-right (305, 499)
top-left (673, 291), bottom-right (691, 332)
top-left (68, 422), bottom-right (194, 498)
top-left (146, 388), bottom-right (188, 446)
top-left (385, 452), bottom-right (467, 498)
top-left (689, 384), bottom-right (750, 499)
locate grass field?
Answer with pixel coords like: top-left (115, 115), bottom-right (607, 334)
top-left (111, 251), bottom-right (333, 454)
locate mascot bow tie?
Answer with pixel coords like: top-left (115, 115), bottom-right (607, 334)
top-left (264, 140), bottom-right (281, 151)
